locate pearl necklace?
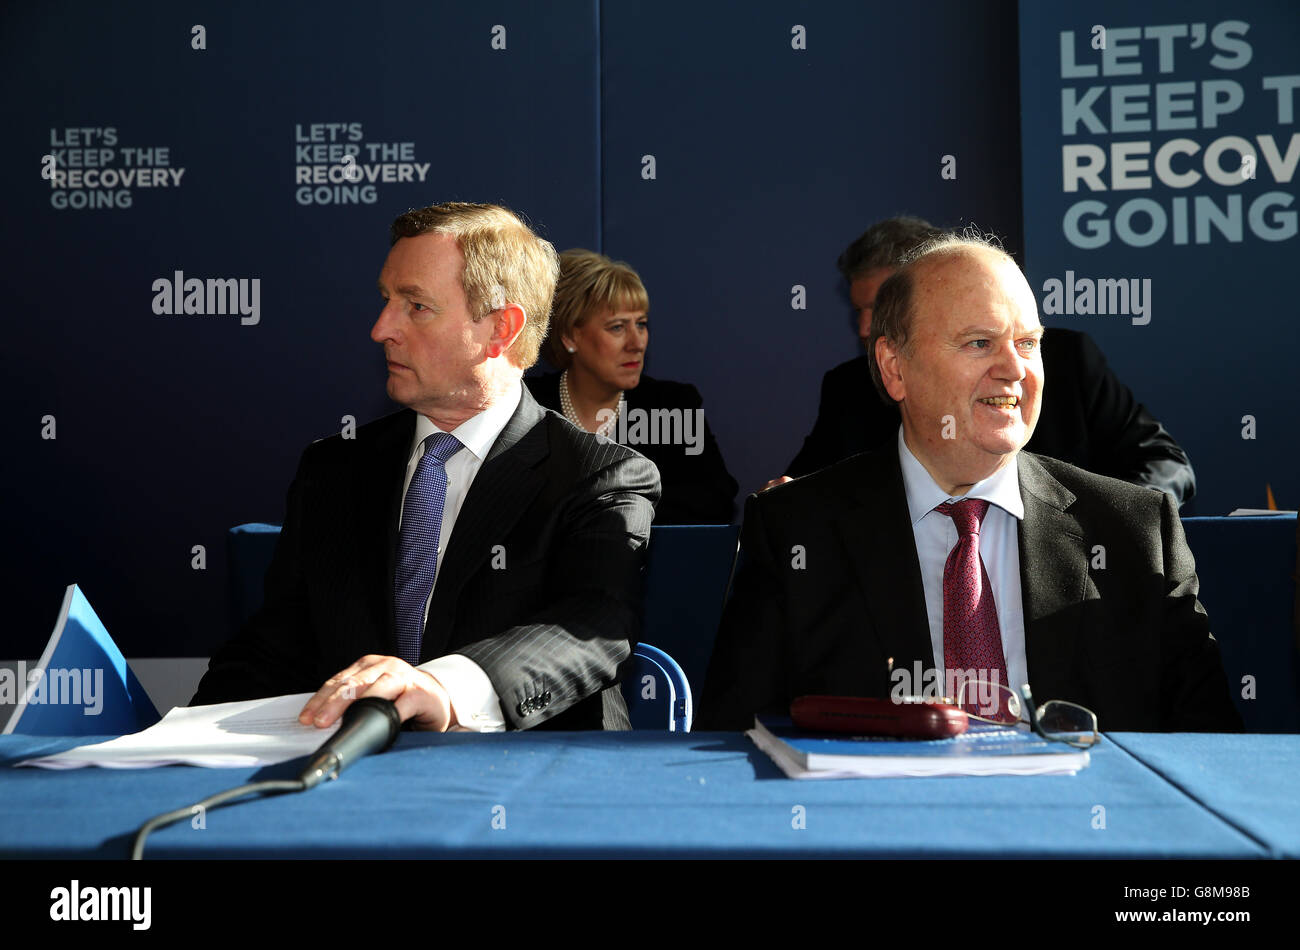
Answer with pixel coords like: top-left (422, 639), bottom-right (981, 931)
top-left (560, 369), bottom-right (622, 439)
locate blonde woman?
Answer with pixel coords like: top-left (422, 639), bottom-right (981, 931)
top-left (528, 249), bottom-right (737, 524)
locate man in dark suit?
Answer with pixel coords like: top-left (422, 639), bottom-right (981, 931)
top-left (784, 218), bottom-right (1196, 506)
top-left (699, 235), bottom-right (1239, 733)
top-left (193, 203), bottom-right (660, 732)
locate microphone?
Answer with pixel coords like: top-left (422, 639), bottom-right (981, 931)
top-left (297, 696), bottom-right (402, 789)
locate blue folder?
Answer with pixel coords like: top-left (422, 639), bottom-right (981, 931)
top-left (2, 584), bottom-right (160, 736)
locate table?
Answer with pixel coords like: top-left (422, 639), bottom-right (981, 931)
top-left (1108, 733), bottom-right (1300, 859)
top-left (1, 731), bottom-right (1291, 860)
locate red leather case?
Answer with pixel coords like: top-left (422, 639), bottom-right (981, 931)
top-left (790, 695), bottom-right (969, 739)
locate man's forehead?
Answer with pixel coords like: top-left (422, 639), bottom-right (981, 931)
top-left (379, 231), bottom-right (462, 286)
top-left (912, 250), bottom-right (1037, 326)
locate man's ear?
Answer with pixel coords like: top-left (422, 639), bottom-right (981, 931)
top-left (486, 304), bottom-right (527, 359)
top-left (876, 335), bottom-right (906, 402)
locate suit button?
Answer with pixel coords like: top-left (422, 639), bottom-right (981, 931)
top-left (516, 700), bottom-right (531, 716)
top-left (541, 691), bottom-right (551, 705)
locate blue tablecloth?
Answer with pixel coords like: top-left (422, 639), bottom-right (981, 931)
top-left (0, 731), bottom-right (1283, 859)
top-left (1108, 732), bottom-right (1300, 859)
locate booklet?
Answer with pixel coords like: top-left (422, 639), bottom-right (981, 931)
top-left (749, 716), bottom-right (1090, 779)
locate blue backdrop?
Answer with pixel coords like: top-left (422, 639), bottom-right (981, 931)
top-left (12, 0), bottom-right (1281, 665)
top-left (1019, 0), bottom-right (1299, 515)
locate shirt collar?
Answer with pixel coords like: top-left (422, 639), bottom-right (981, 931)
top-left (409, 379), bottom-right (523, 463)
top-left (897, 426), bottom-right (1024, 525)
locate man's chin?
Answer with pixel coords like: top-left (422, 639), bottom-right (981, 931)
top-left (974, 426), bottom-right (1029, 459)
top-left (385, 379), bottom-right (417, 408)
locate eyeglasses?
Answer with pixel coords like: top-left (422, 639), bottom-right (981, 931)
top-left (951, 679), bottom-right (1099, 750)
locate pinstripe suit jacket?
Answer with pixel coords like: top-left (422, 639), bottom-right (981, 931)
top-left (193, 387), bottom-right (661, 729)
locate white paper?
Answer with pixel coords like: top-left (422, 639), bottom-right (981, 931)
top-left (16, 693), bottom-right (340, 769)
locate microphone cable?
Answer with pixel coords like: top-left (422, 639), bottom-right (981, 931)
top-left (130, 696), bottom-right (401, 860)
top-left (130, 777), bottom-right (305, 860)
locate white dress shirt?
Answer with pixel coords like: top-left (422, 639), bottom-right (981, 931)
top-left (399, 381), bottom-right (524, 732)
top-left (897, 428), bottom-right (1029, 698)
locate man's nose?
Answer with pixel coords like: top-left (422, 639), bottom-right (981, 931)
top-left (991, 340), bottom-right (1026, 379)
top-left (370, 302), bottom-right (400, 343)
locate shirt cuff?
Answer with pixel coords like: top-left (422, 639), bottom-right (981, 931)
top-left (418, 654), bottom-right (506, 732)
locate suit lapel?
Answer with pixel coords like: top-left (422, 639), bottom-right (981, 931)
top-left (420, 388), bottom-right (550, 659)
top-left (833, 450), bottom-right (935, 676)
top-left (1017, 453), bottom-right (1088, 699)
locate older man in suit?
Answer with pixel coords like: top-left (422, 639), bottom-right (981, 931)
top-left (193, 203), bottom-right (660, 732)
top-left (699, 234), bottom-right (1239, 733)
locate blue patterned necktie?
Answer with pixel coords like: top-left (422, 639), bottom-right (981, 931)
top-left (394, 431), bottom-right (463, 665)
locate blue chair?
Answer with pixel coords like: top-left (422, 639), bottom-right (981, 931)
top-left (621, 643), bottom-right (692, 731)
top-left (642, 524), bottom-right (741, 702)
top-left (228, 522), bottom-right (283, 628)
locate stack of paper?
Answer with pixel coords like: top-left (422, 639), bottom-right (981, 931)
top-left (17, 694), bottom-right (339, 769)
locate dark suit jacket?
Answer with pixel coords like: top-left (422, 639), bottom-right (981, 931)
top-left (193, 387), bottom-right (662, 730)
top-left (698, 447), bottom-right (1241, 733)
top-left (786, 328), bottom-right (1196, 505)
top-left (528, 372), bottom-right (738, 524)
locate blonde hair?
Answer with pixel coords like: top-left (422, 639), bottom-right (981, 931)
top-left (389, 202), bottom-right (559, 369)
top-left (544, 249), bottom-right (650, 369)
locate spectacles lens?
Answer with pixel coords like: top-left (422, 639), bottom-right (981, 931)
top-left (955, 679), bottom-right (1021, 723)
top-left (1038, 701), bottom-right (1098, 745)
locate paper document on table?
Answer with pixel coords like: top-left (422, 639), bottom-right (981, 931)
top-left (15, 693), bottom-right (339, 769)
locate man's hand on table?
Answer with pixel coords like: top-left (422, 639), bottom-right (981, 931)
top-left (299, 655), bottom-right (457, 732)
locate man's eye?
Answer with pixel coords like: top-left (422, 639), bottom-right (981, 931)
top-left (1019, 338), bottom-right (1039, 352)
top-left (969, 339), bottom-right (990, 350)
top-left (412, 302), bottom-right (429, 313)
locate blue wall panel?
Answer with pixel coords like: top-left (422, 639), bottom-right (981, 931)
top-left (3, 1), bottom-right (600, 659)
top-left (17, 1), bottom-right (1278, 665)
top-left (600, 0), bottom-right (1024, 498)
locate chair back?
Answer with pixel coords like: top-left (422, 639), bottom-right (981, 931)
top-left (642, 524), bottom-right (741, 701)
top-left (621, 643), bottom-right (692, 731)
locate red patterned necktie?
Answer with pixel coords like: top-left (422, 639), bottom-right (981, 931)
top-left (934, 499), bottom-right (1014, 722)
